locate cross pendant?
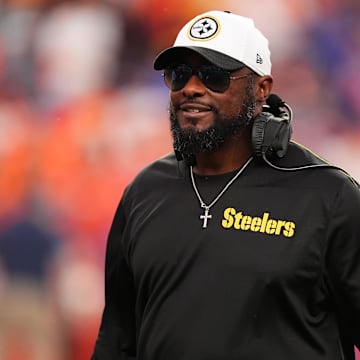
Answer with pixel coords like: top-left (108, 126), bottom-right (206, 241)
top-left (200, 207), bottom-right (212, 228)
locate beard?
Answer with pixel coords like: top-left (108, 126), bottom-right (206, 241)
top-left (170, 80), bottom-right (256, 156)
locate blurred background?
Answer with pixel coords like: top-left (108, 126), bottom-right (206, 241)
top-left (0, 0), bottom-right (359, 359)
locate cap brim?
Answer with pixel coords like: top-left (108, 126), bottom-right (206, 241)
top-left (153, 46), bottom-right (245, 71)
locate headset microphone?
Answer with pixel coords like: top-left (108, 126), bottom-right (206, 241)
top-left (266, 93), bottom-right (286, 116)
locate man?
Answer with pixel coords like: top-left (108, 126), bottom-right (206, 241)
top-left (92, 10), bottom-right (360, 360)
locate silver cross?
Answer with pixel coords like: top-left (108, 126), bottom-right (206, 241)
top-left (200, 207), bottom-right (212, 228)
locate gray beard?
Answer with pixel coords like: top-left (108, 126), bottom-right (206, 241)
top-left (170, 83), bottom-right (256, 156)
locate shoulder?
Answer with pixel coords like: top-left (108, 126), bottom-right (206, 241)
top-left (134, 152), bottom-right (183, 184)
top-left (253, 141), bottom-right (359, 198)
top-left (278, 141), bottom-right (336, 167)
top-left (122, 152), bottom-right (186, 198)
top-left (275, 141), bottom-right (358, 187)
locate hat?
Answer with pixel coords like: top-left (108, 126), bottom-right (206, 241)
top-left (153, 10), bottom-right (271, 76)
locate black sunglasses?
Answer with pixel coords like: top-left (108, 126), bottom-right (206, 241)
top-left (163, 64), bottom-right (253, 93)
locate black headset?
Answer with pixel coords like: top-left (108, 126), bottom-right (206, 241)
top-left (251, 93), bottom-right (293, 160)
top-left (175, 93), bottom-right (358, 186)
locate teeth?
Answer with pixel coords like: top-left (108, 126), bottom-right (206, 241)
top-left (188, 109), bottom-right (201, 112)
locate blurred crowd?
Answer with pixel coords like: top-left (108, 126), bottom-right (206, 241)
top-left (0, 0), bottom-right (359, 359)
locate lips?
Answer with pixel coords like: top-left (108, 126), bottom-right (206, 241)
top-left (176, 102), bottom-right (215, 128)
top-left (179, 103), bottom-right (212, 113)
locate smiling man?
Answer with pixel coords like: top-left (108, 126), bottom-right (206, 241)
top-left (155, 11), bottom-right (272, 171)
top-left (91, 10), bottom-right (360, 360)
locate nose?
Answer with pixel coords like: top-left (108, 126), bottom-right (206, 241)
top-left (181, 74), bottom-right (206, 97)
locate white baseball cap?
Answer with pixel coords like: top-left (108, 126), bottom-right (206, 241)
top-left (154, 10), bottom-right (271, 76)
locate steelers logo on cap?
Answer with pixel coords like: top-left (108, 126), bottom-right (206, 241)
top-left (188, 16), bottom-right (220, 41)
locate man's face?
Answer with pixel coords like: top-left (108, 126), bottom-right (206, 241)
top-left (168, 52), bottom-right (257, 156)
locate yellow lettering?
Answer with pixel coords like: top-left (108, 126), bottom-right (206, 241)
top-left (266, 219), bottom-right (277, 234)
top-left (260, 212), bottom-right (269, 233)
top-left (275, 220), bottom-right (286, 235)
top-left (240, 215), bottom-right (252, 231)
top-left (250, 217), bottom-right (262, 232)
top-left (283, 222), bottom-right (296, 237)
top-left (234, 212), bottom-right (243, 229)
top-left (222, 207), bottom-right (236, 228)
top-left (222, 208), bottom-right (296, 238)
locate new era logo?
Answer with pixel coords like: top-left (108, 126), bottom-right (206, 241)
top-left (256, 54), bottom-right (263, 64)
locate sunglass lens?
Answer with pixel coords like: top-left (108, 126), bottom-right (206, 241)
top-left (163, 65), bottom-right (231, 92)
top-left (164, 65), bottom-right (192, 91)
top-left (200, 66), bottom-right (230, 92)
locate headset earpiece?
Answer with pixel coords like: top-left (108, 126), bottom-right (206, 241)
top-left (251, 94), bottom-right (293, 159)
top-left (251, 112), bottom-right (292, 159)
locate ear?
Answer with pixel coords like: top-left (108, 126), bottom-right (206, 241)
top-left (255, 75), bottom-right (273, 102)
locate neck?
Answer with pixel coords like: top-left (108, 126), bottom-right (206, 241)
top-left (192, 133), bottom-right (253, 176)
